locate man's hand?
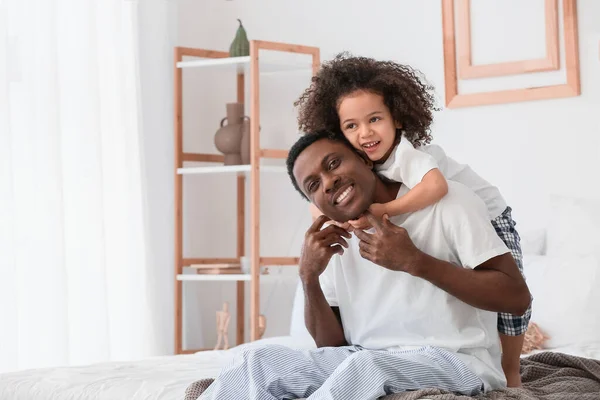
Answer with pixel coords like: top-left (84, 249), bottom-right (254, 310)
top-left (299, 215), bottom-right (351, 284)
top-left (353, 212), bottom-right (421, 274)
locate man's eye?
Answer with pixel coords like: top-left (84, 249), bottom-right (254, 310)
top-left (328, 159), bottom-right (340, 170)
top-left (308, 181), bottom-right (319, 193)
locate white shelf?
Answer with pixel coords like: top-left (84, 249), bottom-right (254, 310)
top-left (177, 56), bottom-right (312, 75)
top-left (177, 165), bottom-right (286, 175)
top-left (177, 274), bottom-right (296, 282)
top-left (177, 56), bottom-right (251, 69)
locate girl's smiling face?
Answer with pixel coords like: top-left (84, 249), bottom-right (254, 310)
top-left (337, 90), bottom-right (401, 163)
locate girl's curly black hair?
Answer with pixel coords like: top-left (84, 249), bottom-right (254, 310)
top-left (295, 52), bottom-right (440, 147)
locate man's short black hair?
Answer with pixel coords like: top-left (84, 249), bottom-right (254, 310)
top-left (286, 131), bottom-right (348, 200)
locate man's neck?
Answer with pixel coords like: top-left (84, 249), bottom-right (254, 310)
top-left (372, 176), bottom-right (402, 204)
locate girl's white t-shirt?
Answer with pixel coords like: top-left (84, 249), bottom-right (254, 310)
top-left (375, 136), bottom-right (507, 219)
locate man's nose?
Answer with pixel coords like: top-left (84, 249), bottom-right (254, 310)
top-left (323, 173), bottom-right (340, 193)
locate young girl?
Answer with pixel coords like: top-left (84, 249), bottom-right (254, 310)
top-left (294, 53), bottom-right (531, 388)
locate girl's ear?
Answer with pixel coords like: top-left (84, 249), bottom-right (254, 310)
top-left (395, 121), bottom-right (403, 129)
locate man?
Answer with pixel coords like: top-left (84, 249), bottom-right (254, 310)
top-left (200, 132), bottom-right (531, 400)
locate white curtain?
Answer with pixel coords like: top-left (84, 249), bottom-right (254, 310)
top-left (0, 0), bottom-right (163, 372)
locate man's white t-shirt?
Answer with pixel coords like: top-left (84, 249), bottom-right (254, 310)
top-left (375, 136), bottom-right (507, 219)
top-left (319, 181), bottom-right (510, 391)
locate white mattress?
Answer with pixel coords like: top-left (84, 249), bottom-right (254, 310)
top-left (1, 337), bottom-right (598, 400)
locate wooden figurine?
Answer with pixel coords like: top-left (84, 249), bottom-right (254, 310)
top-left (258, 314), bottom-right (266, 339)
top-left (214, 302), bottom-right (231, 350)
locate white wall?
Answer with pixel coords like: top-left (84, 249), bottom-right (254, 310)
top-left (173, 0), bottom-right (600, 349)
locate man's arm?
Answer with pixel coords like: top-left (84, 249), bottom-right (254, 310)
top-left (354, 212), bottom-right (531, 315)
top-left (299, 215), bottom-right (350, 347)
top-left (412, 251), bottom-right (530, 315)
top-left (302, 278), bottom-right (347, 347)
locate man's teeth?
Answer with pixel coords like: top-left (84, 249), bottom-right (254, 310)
top-left (363, 141), bottom-right (380, 148)
top-left (335, 186), bottom-right (353, 204)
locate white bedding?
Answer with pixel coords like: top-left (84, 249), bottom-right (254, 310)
top-left (1, 334), bottom-right (599, 400)
top-left (0, 336), bottom-right (315, 400)
top-left (2, 334), bottom-right (599, 400)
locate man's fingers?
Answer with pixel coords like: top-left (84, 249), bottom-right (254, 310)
top-left (353, 229), bottom-right (374, 244)
top-left (363, 211), bottom-right (384, 231)
top-left (321, 233), bottom-right (349, 249)
top-left (382, 214), bottom-right (395, 229)
top-left (329, 245), bottom-right (344, 256)
top-left (359, 248), bottom-right (373, 262)
top-left (307, 214), bottom-right (331, 234)
top-left (317, 224), bottom-right (351, 239)
top-left (358, 239), bottom-right (373, 254)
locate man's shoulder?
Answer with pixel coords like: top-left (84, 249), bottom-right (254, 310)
top-left (436, 181), bottom-right (487, 216)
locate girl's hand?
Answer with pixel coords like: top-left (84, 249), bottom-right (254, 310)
top-left (368, 203), bottom-right (388, 219)
top-left (347, 203), bottom-right (388, 230)
top-left (348, 215), bottom-right (371, 230)
top-left (332, 220), bottom-right (353, 231)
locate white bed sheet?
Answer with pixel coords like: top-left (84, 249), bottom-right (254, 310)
top-left (0, 336), bottom-right (314, 400)
top-left (2, 337), bottom-right (598, 400)
top-left (522, 343), bottom-right (600, 360)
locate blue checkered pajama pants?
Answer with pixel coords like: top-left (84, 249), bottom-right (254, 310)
top-left (491, 207), bottom-right (532, 336)
top-left (200, 345), bottom-right (483, 400)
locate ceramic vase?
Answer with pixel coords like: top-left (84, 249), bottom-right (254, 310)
top-left (214, 103), bottom-right (249, 165)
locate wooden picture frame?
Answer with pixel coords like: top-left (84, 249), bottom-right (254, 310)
top-left (442, 0), bottom-right (580, 108)
top-left (457, 0), bottom-right (559, 79)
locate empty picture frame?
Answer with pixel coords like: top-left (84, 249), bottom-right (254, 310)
top-left (442, 0), bottom-right (580, 108)
top-left (457, 0), bottom-right (559, 79)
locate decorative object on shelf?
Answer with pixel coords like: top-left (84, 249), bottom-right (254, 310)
top-left (229, 19), bottom-right (249, 57)
top-left (214, 302), bottom-right (232, 350)
top-left (214, 103), bottom-right (250, 165)
top-left (258, 315), bottom-right (266, 339)
top-left (191, 263), bottom-right (243, 275)
top-left (240, 118), bottom-right (251, 165)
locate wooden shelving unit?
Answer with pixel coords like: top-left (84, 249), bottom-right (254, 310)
top-left (173, 41), bottom-right (320, 354)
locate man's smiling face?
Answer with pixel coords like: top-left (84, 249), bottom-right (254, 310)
top-left (292, 138), bottom-right (376, 222)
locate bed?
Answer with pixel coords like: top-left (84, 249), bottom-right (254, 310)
top-left (1, 194), bottom-right (600, 399)
top-left (1, 342), bottom-right (599, 400)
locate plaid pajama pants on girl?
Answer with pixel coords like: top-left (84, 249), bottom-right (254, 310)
top-left (491, 207), bottom-right (532, 336)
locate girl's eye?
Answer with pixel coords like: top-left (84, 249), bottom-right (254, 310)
top-left (328, 158), bottom-right (340, 170)
top-left (345, 123), bottom-right (356, 130)
top-left (370, 116), bottom-right (381, 123)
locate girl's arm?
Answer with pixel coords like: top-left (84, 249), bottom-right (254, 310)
top-left (374, 168), bottom-right (448, 217)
